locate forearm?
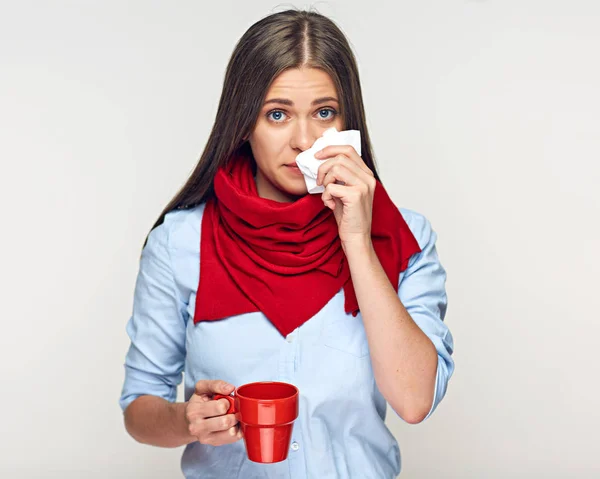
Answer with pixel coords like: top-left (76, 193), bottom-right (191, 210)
top-left (344, 240), bottom-right (438, 424)
top-left (124, 395), bottom-right (196, 448)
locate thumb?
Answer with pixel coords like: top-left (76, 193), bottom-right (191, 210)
top-left (194, 379), bottom-right (235, 396)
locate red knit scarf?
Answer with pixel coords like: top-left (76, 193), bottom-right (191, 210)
top-left (193, 150), bottom-right (421, 337)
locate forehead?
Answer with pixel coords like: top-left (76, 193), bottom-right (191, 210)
top-left (266, 68), bottom-right (337, 98)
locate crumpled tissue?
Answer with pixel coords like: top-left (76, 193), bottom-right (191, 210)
top-left (294, 127), bottom-right (361, 194)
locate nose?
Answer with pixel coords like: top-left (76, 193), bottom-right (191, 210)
top-left (289, 120), bottom-right (318, 152)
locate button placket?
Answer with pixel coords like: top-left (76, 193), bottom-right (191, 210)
top-left (287, 427), bottom-right (307, 477)
top-left (281, 328), bottom-right (306, 478)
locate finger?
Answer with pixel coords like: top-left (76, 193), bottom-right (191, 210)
top-left (194, 379), bottom-right (234, 397)
top-left (316, 146), bottom-right (372, 175)
top-left (205, 426), bottom-right (244, 446)
top-left (200, 398), bottom-right (233, 418)
top-left (322, 195), bottom-right (340, 211)
top-left (321, 183), bottom-right (363, 206)
top-left (315, 145), bottom-right (358, 161)
top-left (321, 183), bottom-right (343, 210)
top-left (203, 413), bottom-right (239, 433)
top-left (317, 155), bottom-right (364, 186)
top-left (321, 163), bottom-right (361, 189)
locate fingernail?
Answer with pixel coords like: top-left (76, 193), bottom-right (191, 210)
top-left (229, 427), bottom-right (236, 436)
top-left (237, 430), bottom-right (243, 438)
top-left (314, 150), bottom-right (322, 158)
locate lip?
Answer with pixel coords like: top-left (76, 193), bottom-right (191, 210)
top-left (284, 163), bottom-right (304, 175)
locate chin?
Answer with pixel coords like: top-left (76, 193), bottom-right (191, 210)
top-left (287, 184), bottom-right (308, 197)
top-left (259, 170), bottom-right (309, 202)
top-left (283, 179), bottom-right (309, 198)
top-left (277, 188), bottom-right (307, 202)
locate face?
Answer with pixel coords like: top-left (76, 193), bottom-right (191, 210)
top-left (248, 67), bottom-right (344, 202)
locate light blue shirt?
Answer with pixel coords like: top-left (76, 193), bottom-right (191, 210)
top-left (119, 203), bottom-right (454, 479)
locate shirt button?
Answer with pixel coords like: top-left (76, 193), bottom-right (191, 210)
top-left (286, 334), bottom-right (294, 343)
top-left (291, 441), bottom-right (299, 451)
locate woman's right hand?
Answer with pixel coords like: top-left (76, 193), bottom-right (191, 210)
top-left (185, 379), bottom-right (242, 446)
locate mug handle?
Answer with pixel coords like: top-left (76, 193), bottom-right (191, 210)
top-left (213, 394), bottom-right (236, 414)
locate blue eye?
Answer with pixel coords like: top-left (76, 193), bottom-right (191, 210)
top-left (319, 108), bottom-right (336, 119)
top-left (268, 110), bottom-right (286, 122)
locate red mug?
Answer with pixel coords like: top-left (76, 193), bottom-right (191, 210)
top-left (214, 381), bottom-right (299, 463)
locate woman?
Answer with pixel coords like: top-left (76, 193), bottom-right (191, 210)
top-left (119, 9), bottom-right (454, 478)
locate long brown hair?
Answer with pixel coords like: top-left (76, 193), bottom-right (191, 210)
top-left (146, 8), bottom-right (380, 243)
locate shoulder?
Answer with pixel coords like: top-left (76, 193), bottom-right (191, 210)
top-left (147, 203), bottom-right (207, 256)
top-left (398, 207), bottom-right (436, 249)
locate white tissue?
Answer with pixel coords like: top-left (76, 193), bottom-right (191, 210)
top-left (294, 127), bottom-right (361, 194)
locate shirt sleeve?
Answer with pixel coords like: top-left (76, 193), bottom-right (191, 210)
top-left (118, 217), bottom-right (188, 412)
top-left (397, 211), bottom-right (455, 422)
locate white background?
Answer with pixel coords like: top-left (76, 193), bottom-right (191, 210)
top-left (1, 1), bottom-right (598, 477)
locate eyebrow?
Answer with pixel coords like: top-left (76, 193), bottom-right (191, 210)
top-left (263, 96), bottom-right (339, 107)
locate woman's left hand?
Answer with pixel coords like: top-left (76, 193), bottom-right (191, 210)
top-left (315, 145), bottom-right (376, 249)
